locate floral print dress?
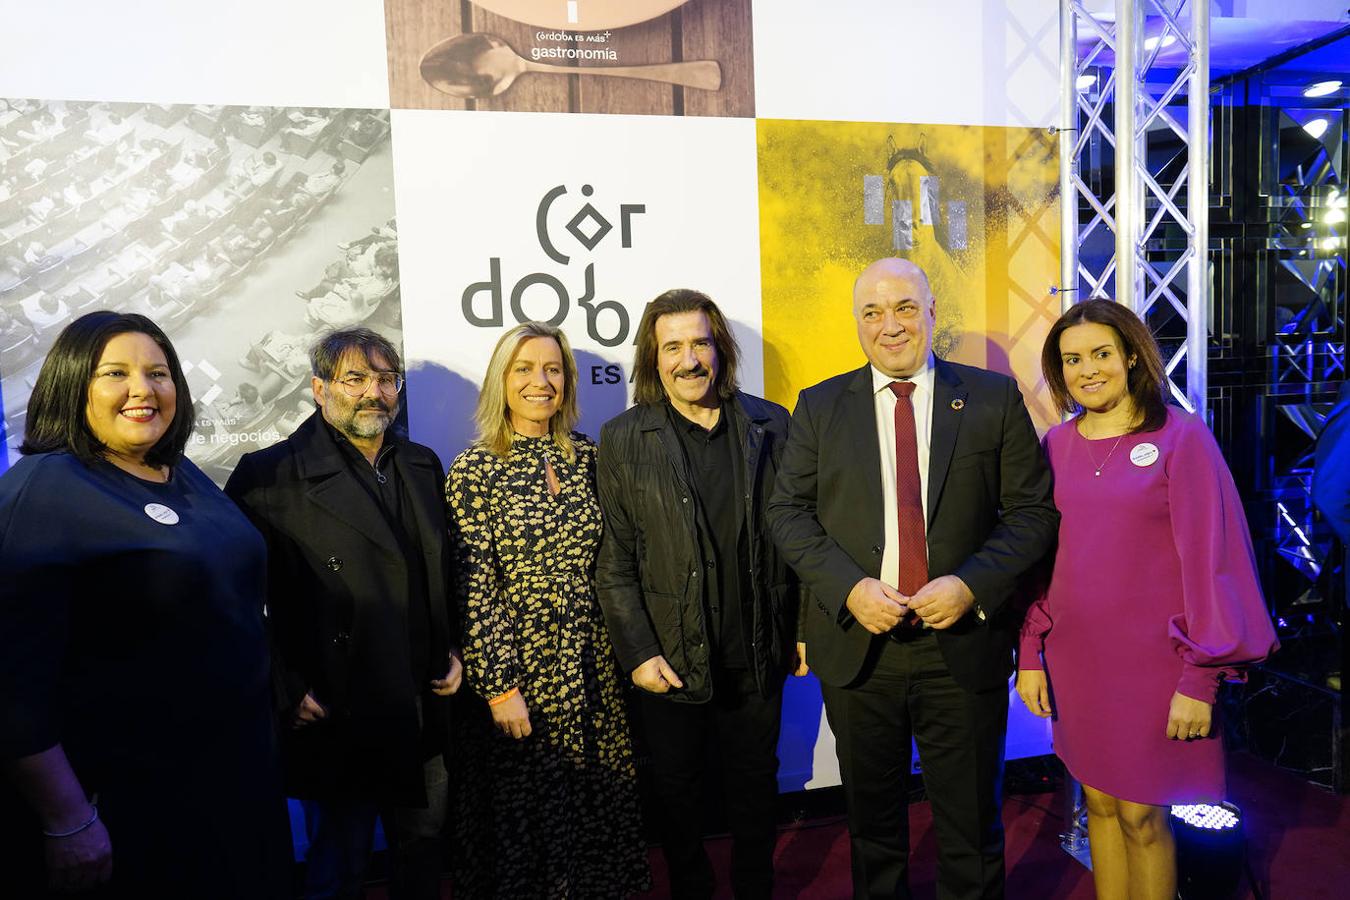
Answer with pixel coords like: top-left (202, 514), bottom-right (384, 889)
top-left (446, 432), bottom-right (649, 899)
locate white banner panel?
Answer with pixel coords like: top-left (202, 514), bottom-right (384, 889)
top-left (390, 109), bottom-right (763, 467)
top-left (0, 1), bottom-right (390, 109)
top-left (753, 0), bottom-right (1059, 127)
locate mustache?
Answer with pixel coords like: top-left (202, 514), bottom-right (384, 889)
top-left (354, 399), bottom-right (392, 413)
top-left (675, 365), bottom-right (710, 379)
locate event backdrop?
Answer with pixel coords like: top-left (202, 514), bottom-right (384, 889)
top-left (0, 0), bottom-right (1062, 792)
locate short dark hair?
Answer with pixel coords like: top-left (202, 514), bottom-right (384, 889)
top-left (309, 327), bottom-right (402, 381)
top-left (1041, 299), bottom-right (1169, 433)
top-left (632, 289), bottom-right (741, 406)
top-left (21, 312), bottom-right (195, 467)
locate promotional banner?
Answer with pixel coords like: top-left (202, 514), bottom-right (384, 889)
top-left (0, 0), bottom-right (1062, 799)
top-left (757, 117), bottom-right (1063, 429)
top-left (752, 0), bottom-right (1060, 127)
top-left (385, 0), bottom-right (755, 117)
top-left (0, 99), bottom-right (399, 481)
top-left (390, 109), bottom-right (762, 464)
top-left (0, 0), bottom-right (391, 109)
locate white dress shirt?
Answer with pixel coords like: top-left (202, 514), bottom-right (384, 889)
top-left (871, 354), bottom-right (935, 594)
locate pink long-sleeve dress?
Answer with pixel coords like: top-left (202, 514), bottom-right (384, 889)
top-left (1019, 408), bottom-right (1278, 805)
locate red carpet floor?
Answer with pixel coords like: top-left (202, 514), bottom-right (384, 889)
top-left (369, 752), bottom-right (1349, 899)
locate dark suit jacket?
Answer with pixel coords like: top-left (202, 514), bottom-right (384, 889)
top-left (768, 360), bottom-right (1057, 692)
top-left (225, 412), bottom-right (457, 806)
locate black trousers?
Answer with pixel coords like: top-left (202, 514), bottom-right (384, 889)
top-left (638, 668), bottom-right (782, 900)
top-left (821, 632), bottom-right (1008, 900)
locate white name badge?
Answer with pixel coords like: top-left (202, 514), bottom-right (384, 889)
top-left (144, 503), bottom-right (180, 525)
top-left (1130, 443), bottom-right (1160, 467)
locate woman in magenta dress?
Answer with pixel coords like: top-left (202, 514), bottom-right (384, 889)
top-left (1016, 300), bottom-right (1278, 900)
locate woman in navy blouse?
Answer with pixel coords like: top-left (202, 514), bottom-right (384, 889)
top-left (0, 312), bottom-right (290, 898)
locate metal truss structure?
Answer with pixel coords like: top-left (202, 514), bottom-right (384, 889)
top-left (1058, 0), bottom-right (1209, 415)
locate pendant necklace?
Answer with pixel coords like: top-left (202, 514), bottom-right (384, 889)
top-left (1085, 432), bottom-right (1126, 476)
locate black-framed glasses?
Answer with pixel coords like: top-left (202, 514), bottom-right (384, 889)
top-left (333, 371), bottom-right (404, 396)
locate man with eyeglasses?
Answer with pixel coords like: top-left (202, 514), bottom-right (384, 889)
top-left (226, 327), bottom-right (461, 900)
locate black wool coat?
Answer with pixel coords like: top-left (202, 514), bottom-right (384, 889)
top-left (225, 412), bottom-right (458, 807)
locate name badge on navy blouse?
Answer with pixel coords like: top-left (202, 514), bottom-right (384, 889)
top-left (144, 503), bottom-right (180, 525)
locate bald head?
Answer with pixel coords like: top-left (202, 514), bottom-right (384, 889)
top-left (852, 257), bottom-right (936, 378)
top-left (853, 257), bottom-right (934, 305)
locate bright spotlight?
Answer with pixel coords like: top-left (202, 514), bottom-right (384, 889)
top-left (1304, 118), bottom-right (1330, 139)
top-left (1144, 34), bottom-right (1178, 51)
top-left (1301, 221), bottom-right (1314, 229)
top-left (1327, 208), bottom-right (1346, 225)
top-left (1305, 80), bottom-right (1343, 98)
top-left (1322, 237), bottom-right (1343, 251)
top-left (1076, 74), bottom-right (1097, 90)
top-left (1171, 802), bottom-right (1245, 900)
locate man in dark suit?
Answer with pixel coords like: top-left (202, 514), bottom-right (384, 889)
top-left (226, 328), bottom-right (461, 900)
top-left (768, 258), bottom-right (1057, 899)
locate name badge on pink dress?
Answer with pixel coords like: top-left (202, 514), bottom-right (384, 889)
top-left (1130, 443), bottom-right (1159, 467)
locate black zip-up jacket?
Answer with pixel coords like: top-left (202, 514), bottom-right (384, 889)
top-left (595, 391), bottom-right (800, 703)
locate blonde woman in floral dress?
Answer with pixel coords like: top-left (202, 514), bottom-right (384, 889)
top-left (446, 321), bottom-right (649, 898)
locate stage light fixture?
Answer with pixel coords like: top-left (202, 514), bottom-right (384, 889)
top-left (1304, 117), bottom-right (1330, 139)
top-left (1304, 80), bottom-right (1343, 97)
top-left (1076, 74), bottom-right (1097, 90)
top-left (1171, 802), bottom-right (1245, 900)
top-left (1326, 208), bottom-right (1346, 225)
top-left (1301, 221), bottom-right (1314, 229)
top-left (1322, 237), bottom-right (1342, 251)
top-left (1144, 34), bottom-right (1178, 51)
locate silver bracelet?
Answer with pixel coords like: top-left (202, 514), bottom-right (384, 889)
top-left (43, 804), bottom-right (98, 839)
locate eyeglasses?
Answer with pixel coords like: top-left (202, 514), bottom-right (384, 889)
top-left (333, 371), bottom-right (404, 397)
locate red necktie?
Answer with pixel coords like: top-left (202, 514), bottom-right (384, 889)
top-left (888, 381), bottom-right (928, 597)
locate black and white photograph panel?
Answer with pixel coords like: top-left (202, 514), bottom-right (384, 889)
top-left (0, 99), bottom-right (400, 483)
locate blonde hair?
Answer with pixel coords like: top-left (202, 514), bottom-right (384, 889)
top-left (474, 322), bottom-right (580, 461)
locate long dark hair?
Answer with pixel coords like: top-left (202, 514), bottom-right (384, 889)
top-left (21, 312), bottom-right (195, 467)
top-left (632, 289), bottom-right (741, 406)
top-left (1041, 299), bottom-right (1169, 433)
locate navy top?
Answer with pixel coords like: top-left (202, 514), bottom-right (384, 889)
top-left (0, 452), bottom-right (289, 896)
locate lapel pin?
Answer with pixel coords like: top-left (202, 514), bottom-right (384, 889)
top-left (951, 398), bottom-right (965, 411)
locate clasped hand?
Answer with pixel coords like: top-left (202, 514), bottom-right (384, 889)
top-left (845, 575), bottom-right (974, 634)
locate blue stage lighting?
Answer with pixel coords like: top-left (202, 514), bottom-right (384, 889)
top-left (1171, 803), bottom-right (1241, 831)
top-left (1171, 802), bottom-right (1246, 900)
